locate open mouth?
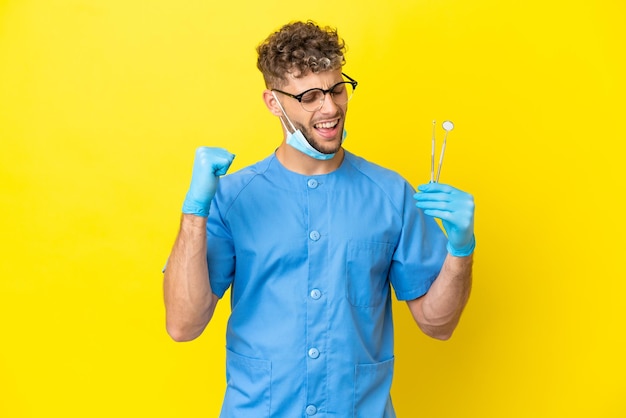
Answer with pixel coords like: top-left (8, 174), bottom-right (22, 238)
top-left (313, 119), bottom-right (340, 138)
top-left (314, 120), bottom-right (339, 129)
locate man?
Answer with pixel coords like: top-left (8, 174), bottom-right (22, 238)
top-left (163, 20), bottom-right (475, 417)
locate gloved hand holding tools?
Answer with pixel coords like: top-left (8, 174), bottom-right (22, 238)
top-left (414, 183), bottom-right (476, 257)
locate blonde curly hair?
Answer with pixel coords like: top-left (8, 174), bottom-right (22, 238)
top-left (256, 20), bottom-right (346, 89)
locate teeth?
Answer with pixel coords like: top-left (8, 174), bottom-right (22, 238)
top-left (315, 120), bottom-right (338, 129)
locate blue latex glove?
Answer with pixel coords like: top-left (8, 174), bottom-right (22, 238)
top-left (414, 183), bottom-right (476, 257)
top-left (182, 147), bottom-right (235, 217)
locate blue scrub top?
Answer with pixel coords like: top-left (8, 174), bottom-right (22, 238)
top-left (207, 150), bottom-right (447, 417)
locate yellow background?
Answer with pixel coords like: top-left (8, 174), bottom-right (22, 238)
top-left (1, 0), bottom-right (624, 416)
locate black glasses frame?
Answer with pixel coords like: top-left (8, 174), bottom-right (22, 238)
top-left (272, 73), bottom-right (358, 111)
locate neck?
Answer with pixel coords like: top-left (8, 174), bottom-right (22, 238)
top-left (275, 143), bottom-right (344, 175)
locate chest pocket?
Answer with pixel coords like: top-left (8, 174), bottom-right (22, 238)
top-left (346, 241), bottom-right (394, 308)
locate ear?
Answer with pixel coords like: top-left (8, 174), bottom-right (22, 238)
top-left (263, 89), bottom-right (283, 117)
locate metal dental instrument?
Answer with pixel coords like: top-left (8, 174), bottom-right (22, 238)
top-left (430, 120), bottom-right (436, 183)
top-left (431, 120), bottom-right (454, 183)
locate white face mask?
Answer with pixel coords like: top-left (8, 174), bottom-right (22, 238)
top-left (272, 92), bottom-right (346, 160)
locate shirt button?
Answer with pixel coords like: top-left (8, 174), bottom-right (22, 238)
top-left (307, 179), bottom-right (318, 189)
top-left (306, 405), bottom-right (317, 415)
top-left (310, 289), bottom-right (321, 300)
top-left (308, 348), bottom-right (320, 359)
top-left (309, 231), bottom-right (320, 241)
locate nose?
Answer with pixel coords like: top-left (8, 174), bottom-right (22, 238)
top-left (318, 92), bottom-right (339, 114)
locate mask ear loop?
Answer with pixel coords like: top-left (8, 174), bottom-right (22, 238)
top-left (272, 92), bottom-right (297, 135)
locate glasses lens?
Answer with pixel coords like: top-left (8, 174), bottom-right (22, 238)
top-left (299, 82), bottom-right (356, 112)
top-left (300, 90), bottom-right (325, 112)
top-left (331, 81), bottom-right (354, 106)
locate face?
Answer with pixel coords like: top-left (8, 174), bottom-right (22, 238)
top-left (273, 69), bottom-right (348, 155)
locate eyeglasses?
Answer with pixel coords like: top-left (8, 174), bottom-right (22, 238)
top-left (272, 73), bottom-right (358, 112)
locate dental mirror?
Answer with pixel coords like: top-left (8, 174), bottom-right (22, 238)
top-left (435, 120), bottom-right (454, 183)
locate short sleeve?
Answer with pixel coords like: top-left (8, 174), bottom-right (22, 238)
top-left (206, 192), bottom-right (236, 299)
top-left (389, 183), bottom-right (448, 301)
